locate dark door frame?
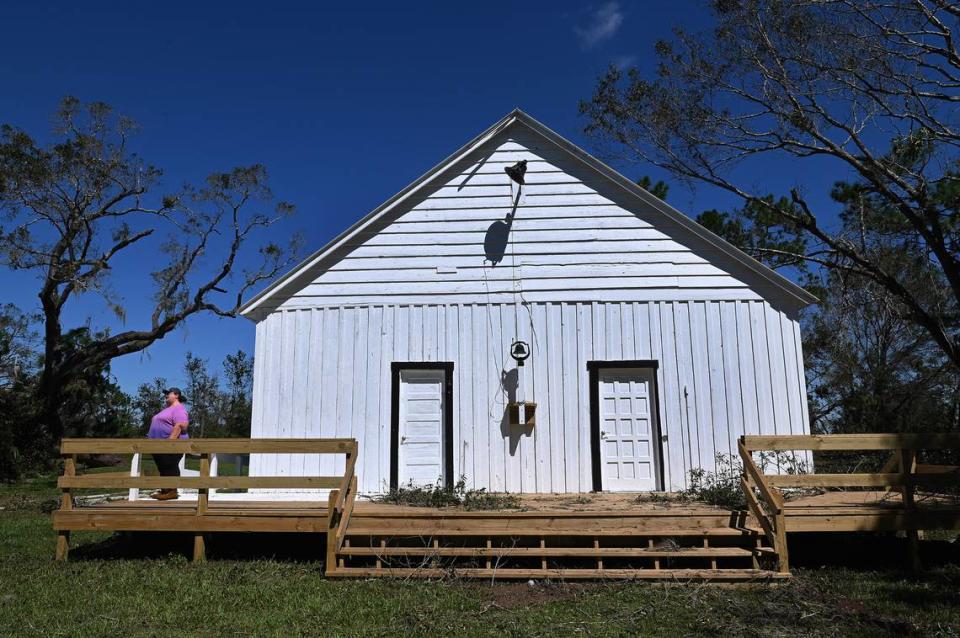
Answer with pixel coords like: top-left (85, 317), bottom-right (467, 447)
top-left (390, 361), bottom-right (455, 490)
top-left (587, 360), bottom-right (665, 492)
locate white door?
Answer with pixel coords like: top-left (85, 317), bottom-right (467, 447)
top-left (397, 369), bottom-right (446, 486)
top-left (598, 367), bottom-right (660, 491)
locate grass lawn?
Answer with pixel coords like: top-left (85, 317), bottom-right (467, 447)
top-left (2, 479), bottom-right (959, 637)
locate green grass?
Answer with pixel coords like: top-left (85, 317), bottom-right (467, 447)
top-left (2, 481), bottom-right (959, 637)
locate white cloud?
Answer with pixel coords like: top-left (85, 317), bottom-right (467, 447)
top-left (575, 2), bottom-right (624, 48)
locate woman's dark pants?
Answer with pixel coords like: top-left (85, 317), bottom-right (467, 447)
top-left (152, 453), bottom-right (182, 491)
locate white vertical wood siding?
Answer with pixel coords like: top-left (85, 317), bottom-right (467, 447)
top-left (259, 127), bottom-right (793, 311)
top-left (249, 300), bottom-right (808, 493)
top-left (247, 121), bottom-right (812, 493)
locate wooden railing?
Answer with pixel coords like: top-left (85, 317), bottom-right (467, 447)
top-left (738, 437), bottom-right (789, 573)
top-left (741, 434), bottom-right (960, 572)
top-left (56, 438), bottom-right (359, 563)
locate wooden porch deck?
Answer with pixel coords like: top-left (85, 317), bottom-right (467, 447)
top-left (52, 434), bottom-right (960, 580)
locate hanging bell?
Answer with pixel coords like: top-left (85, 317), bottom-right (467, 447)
top-left (510, 340), bottom-right (531, 367)
top-left (504, 160), bottom-right (527, 185)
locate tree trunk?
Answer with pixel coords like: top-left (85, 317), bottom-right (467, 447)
top-left (39, 293), bottom-right (65, 441)
top-left (37, 366), bottom-right (64, 445)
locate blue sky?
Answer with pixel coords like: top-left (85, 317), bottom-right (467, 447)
top-left (0, 1), bottom-right (837, 392)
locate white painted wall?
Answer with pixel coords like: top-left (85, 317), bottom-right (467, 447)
top-left (249, 300), bottom-right (808, 493)
top-left (256, 126), bottom-right (792, 311)
top-left (246, 121), bottom-right (812, 493)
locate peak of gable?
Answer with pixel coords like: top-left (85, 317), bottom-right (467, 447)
top-left (239, 111), bottom-right (816, 318)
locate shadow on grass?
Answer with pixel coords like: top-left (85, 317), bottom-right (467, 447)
top-left (790, 532), bottom-right (960, 571)
top-left (70, 532), bottom-right (327, 563)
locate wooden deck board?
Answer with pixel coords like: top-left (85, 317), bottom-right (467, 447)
top-left (326, 567), bottom-right (791, 581)
top-left (339, 546), bottom-right (759, 558)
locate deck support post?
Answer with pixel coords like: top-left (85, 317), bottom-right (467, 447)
top-left (60, 455), bottom-right (76, 512)
top-left (899, 447), bottom-right (921, 573)
top-left (327, 489), bottom-right (340, 574)
top-left (198, 453), bottom-right (210, 515)
top-left (774, 513), bottom-right (789, 574)
top-left (55, 531), bottom-right (70, 561)
top-left (55, 453), bottom-right (76, 562)
top-left (192, 534), bottom-right (206, 562)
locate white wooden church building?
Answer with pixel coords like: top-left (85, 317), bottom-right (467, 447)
top-left (240, 109), bottom-right (816, 494)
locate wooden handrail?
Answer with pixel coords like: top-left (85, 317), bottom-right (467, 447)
top-left (741, 476), bottom-right (776, 544)
top-left (59, 438), bottom-right (356, 454)
top-left (743, 433), bottom-right (960, 451)
top-left (326, 441), bottom-right (359, 564)
top-left (56, 436), bottom-right (357, 513)
top-left (738, 438), bottom-right (789, 573)
top-left (58, 475), bottom-right (345, 489)
top-left (333, 441), bottom-right (358, 515)
top-left (741, 434), bottom-right (960, 493)
top-left (54, 437), bottom-right (361, 565)
top-left (766, 471), bottom-right (960, 488)
top-left (738, 441), bottom-right (783, 513)
top-left (740, 433), bottom-right (960, 574)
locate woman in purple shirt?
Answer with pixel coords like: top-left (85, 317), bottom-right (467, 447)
top-left (147, 388), bottom-right (190, 500)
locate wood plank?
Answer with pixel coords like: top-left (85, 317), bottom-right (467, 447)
top-left (326, 491), bottom-right (339, 575)
top-left (198, 453), bottom-right (210, 514)
top-left (60, 455), bottom-right (76, 511)
top-left (55, 532), bottom-right (69, 561)
top-left (344, 514), bottom-right (749, 532)
top-left (82, 500), bottom-right (330, 512)
top-left (326, 567), bottom-right (790, 581)
top-left (193, 534), bottom-right (206, 562)
top-left (338, 546), bottom-right (757, 558)
top-left (743, 433), bottom-right (960, 451)
top-left (58, 475), bottom-right (343, 489)
top-left (347, 508), bottom-right (740, 522)
top-left (58, 438), bottom-right (357, 455)
top-left (774, 511), bottom-right (789, 574)
top-left (335, 475), bottom-right (358, 544)
top-left (782, 510), bottom-right (960, 532)
top-left (738, 441), bottom-right (783, 512)
top-left (333, 444), bottom-right (358, 513)
top-left (342, 525), bottom-right (760, 537)
top-left (766, 472), bottom-right (960, 488)
top-left (900, 448), bottom-right (921, 572)
top-left (52, 511), bottom-right (332, 533)
top-left (741, 476), bottom-right (776, 547)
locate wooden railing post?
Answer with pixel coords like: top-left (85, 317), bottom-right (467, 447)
top-left (899, 447), bottom-right (921, 572)
top-left (60, 454), bottom-right (76, 511)
top-left (773, 511), bottom-right (789, 574)
top-left (193, 451), bottom-right (211, 562)
top-left (55, 453), bottom-right (76, 561)
top-left (327, 489), bottom-right (340, 575)
top-left (198, 453), bottom-right (210, 515)
top-left (739, 438), bottom-right (790, 574)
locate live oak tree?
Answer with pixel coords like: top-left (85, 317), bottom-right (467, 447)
top-left (581, 0), bottom-right (960, 368)
top-left (0, 97), bottom-right (300, 444)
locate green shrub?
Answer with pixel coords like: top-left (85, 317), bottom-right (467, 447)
top-left (682, 454), bottom-right (747, 510)
top-left (373, 476), bottom-right (521, 511)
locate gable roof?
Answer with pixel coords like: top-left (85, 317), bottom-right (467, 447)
top-left (239, 109), bottom-right (818, 318)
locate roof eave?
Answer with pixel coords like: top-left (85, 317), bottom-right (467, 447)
top-left (240, 108), bottom-right (818, 318)
top-left (510, 111), bottom-right (819, 308)
top-left (238, 109), bottom-right (524, 318)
